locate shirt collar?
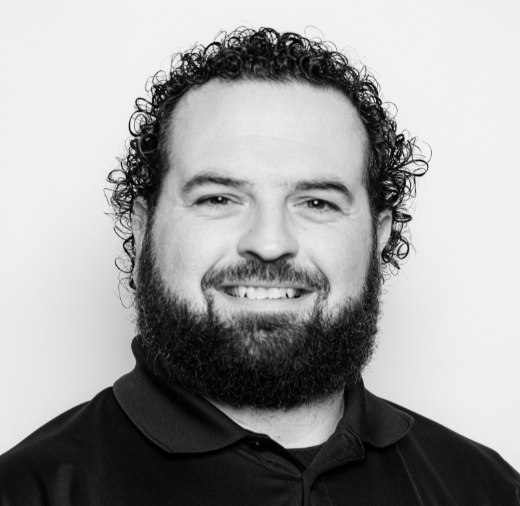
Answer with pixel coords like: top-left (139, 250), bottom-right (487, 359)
top-left (113, 338), bottom-right (413, 453)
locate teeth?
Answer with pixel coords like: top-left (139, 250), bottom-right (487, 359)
top-left (226, 286), bottom-right (301, 299)
top-left (267, 288), bottom-right (281, 299)
top-left (255, 287), bottom-right (268, 299)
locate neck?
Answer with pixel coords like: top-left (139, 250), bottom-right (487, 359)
top-left (207, 391), bottom-right (345, 449)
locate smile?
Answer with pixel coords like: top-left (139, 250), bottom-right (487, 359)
top-left (221, 286), bottom-right (306, 300)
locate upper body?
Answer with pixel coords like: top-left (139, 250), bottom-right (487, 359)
top-left (1, 27), bottom-right (518, 504)
top-left (1, 338), bottom-right (518, 505)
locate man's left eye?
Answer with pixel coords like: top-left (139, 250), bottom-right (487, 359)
top-left (303, 199), bottom-right (338, 212)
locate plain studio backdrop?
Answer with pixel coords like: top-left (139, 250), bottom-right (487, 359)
top-left (1, 0), bottom-right (519, 469)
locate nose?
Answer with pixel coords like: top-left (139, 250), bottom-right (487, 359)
top-left (237, 203), bottom-right (299, 262)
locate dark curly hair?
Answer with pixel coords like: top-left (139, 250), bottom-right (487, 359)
top-left (107, 27), bottom-right (428, 292)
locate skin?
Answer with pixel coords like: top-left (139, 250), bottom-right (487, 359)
top-left (132, 79), bottom-right (392, 447)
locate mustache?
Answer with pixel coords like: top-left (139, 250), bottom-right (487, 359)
top-left (201, 258), bottom-right (330, 293)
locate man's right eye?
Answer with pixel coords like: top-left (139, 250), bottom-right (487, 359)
top-left (197, 196), bottom-right (232, 207)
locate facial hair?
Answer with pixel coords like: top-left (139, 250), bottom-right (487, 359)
top-left (134, 225), bottom-right (383, 410)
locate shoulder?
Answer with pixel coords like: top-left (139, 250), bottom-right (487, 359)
top-left (382, 397), bottom-right (520, 500)
top-left (389, 399), bottom-right (514, 465)
top-left (0, 388), bottom-right (121, 504)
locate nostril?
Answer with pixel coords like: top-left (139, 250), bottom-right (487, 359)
top-left (237, 220), bottom-right (299, 263)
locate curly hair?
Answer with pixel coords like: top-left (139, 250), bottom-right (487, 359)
top-left (107, 27), bottom-right (428, 292)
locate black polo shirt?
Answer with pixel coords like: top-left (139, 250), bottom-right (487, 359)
top-left (1, 338), bottom-right (519, 505)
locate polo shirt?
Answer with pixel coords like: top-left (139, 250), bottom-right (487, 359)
top-left (1, 338), bottom-right (519, 505)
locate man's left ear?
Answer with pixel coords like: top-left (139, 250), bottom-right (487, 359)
top-left (377, 211), bottom-right (393, 256)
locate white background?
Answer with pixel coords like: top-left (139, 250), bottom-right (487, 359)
top-left (1, 0), bottom-right (519, 470)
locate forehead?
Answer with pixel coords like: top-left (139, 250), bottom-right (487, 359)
top-left (166, 79), bottom-right (368, 190)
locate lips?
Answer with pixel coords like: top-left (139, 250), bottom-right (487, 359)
top-left (223, 286), bottom-right (303, 299)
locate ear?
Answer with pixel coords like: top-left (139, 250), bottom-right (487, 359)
top-left (376, 210), bottom-right (393, 257)
top-left (131, 197), bottom-right (149, 284)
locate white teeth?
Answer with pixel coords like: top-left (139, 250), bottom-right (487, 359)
top-left (255, 287), bottom-right (268, 299)
top-left (226, 286), bottom-right (302, 299)
top-left (267, 288), bottom-right (281, 299)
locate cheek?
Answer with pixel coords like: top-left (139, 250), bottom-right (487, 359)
top-left (152, 218), bottom-right (234, 298)
top-left (342, 239), bottom-right (372, 293)
top-left (306, 225), bottom-right (372, 299)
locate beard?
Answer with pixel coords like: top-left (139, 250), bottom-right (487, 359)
top-left (134, 225), bottom-right (383, 410)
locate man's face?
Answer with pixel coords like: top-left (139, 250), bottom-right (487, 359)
top-left (137, 80), bottom-right (385, 314)
top-left (132, 80), bottom-right (392, 408)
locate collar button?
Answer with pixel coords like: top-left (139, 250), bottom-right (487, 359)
top-left (248, 438), bottom-right (265, 450)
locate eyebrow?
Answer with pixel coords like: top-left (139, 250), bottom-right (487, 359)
top-left (181, 173), bottom-right (249, 195)
top-left (181, 172), bottom-right (354, 204)
top-left (294, 179), bottom-right (354, 204)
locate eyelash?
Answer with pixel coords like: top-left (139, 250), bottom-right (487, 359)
top-left (197, 196), bottom-right (339, 214)
top-left (300, 199), bottom-right (339, 213)
top-left (197, 196), bottom-right (234, 207)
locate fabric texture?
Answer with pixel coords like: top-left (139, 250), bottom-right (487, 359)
top-left (0, 338), bottom-right (518, 505)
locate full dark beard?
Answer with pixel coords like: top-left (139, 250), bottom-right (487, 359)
top-left (134, 226), bottom-right (383, 410)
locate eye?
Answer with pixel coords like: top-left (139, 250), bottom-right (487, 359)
top-left (198, 196), bottom-right (232, 207)
top-left (302, 199), bottom-right (338, 212)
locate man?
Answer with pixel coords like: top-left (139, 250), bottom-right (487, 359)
top-left (0, 27), bottom-right (518, 505)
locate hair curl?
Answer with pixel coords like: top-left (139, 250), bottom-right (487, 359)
top-left (107, 27), bottom-right (429, 292)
